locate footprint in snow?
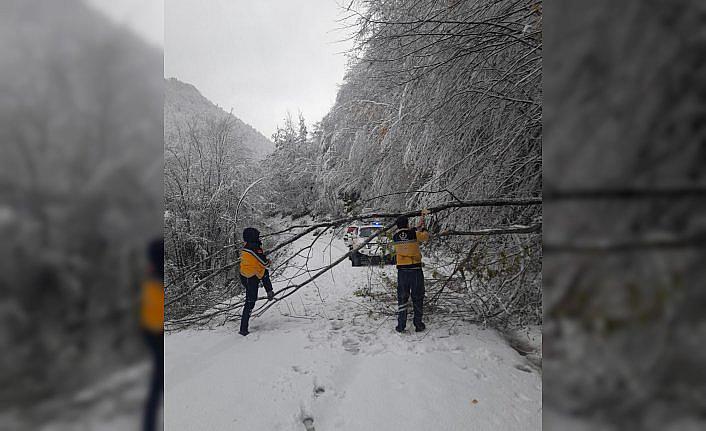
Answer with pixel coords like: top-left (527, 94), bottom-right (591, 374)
top-left (299, 404), bottom-right (316, 431)
top-left (313, 381), bottom-right (325, 397)
top-left (470, 368), bottom-right (488, 380)
top-left (342, 337), bottom-right (360, 354)
top-left (302, 416), bottom-right (315, 431)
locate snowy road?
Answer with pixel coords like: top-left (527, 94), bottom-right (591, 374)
top-left (165, 230), bottom-right (541, 430)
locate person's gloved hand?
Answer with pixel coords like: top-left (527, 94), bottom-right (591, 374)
top-left (419, 208), bottom-right (430, 229)
top-left (266, 290), bottom-right (275, 301)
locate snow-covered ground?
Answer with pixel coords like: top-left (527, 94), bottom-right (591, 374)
top-left (165, 230), bottom-right (542, 430)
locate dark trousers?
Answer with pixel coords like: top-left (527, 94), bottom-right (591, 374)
top-left (397, 268), bottom-right (425, 329)
top-left (239, 270), bottom-right (272, 333)
top-left (142, 330), bottom-right (163, 431)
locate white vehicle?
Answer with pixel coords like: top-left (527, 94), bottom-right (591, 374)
top-left (343, 207), bottom-right (377, 247)
top-left (345, 221), bottom-right (394, 266)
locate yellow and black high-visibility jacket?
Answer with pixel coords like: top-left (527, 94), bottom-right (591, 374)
top-left (240, 244), bottom-right (271, 279)
top-left (140, 277), bottom-right (164, 334)
top-left (392, 227), bottom-right (430, 269)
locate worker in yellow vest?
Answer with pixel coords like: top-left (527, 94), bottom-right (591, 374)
top-left (140, 238), bottom-right (163, 431)
top-left (239, 227), bottom-right (275, 336)
top-left (391, 214), bottom-right (430, 332)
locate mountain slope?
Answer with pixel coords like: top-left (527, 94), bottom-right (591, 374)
top-left (165, 78), bottom-right (273, 159)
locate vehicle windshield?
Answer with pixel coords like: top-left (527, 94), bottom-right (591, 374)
top-left (359, 227), bottom-right (382, 238)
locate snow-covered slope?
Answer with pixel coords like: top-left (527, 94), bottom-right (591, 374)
top-left (165, 78), bottom-right (274, 160)
top-left (165, 231), bottom-right (541, 430)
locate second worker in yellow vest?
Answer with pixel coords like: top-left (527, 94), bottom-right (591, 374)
top-left (391, 215), bottom-right (430, 333)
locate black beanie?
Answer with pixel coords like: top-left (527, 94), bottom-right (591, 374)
top-left (147, 237), bottom-right (164, 280)
top-left (243, 227), bottom-right (260, 244)
top-left (395, 216), bottom-right (409, 229)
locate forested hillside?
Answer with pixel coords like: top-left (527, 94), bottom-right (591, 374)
top-left (258, 0), bottom-right (543, 326)
top-left (165, 78), bottom-right (273, 160)
top-left (314, 0), bottom-right (541, 217)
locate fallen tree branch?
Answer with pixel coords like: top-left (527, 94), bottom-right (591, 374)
top-left (166, 259), bottom-right (239, 306)
top-left (252, 220), bottom-right (398, 317)
top-left (361, 188), bottom-right (464, 204)
top-left (262, 196), bottom-right (541, 237)
top-left (166, 197), bottom-right (542, 320)
top-left (168, 197), bottom-right (542, 290)
top-left (167, 220), bottom-right (397, 327)
top-left (429, 242), bottom-right (479, 305)
top-left (439, 223), bottom-right (541, 236)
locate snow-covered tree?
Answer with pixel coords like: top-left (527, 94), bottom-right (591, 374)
top-left (265, 113), bottom-right (320, 217)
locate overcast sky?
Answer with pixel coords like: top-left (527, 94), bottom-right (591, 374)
top-left (165, 0), bottom-right (355, 139)
top-left (86, 0), bottom-right (164, 48)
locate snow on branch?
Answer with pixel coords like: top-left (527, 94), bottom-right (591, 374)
top-left (439, 224), bottom-right (541, 236)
